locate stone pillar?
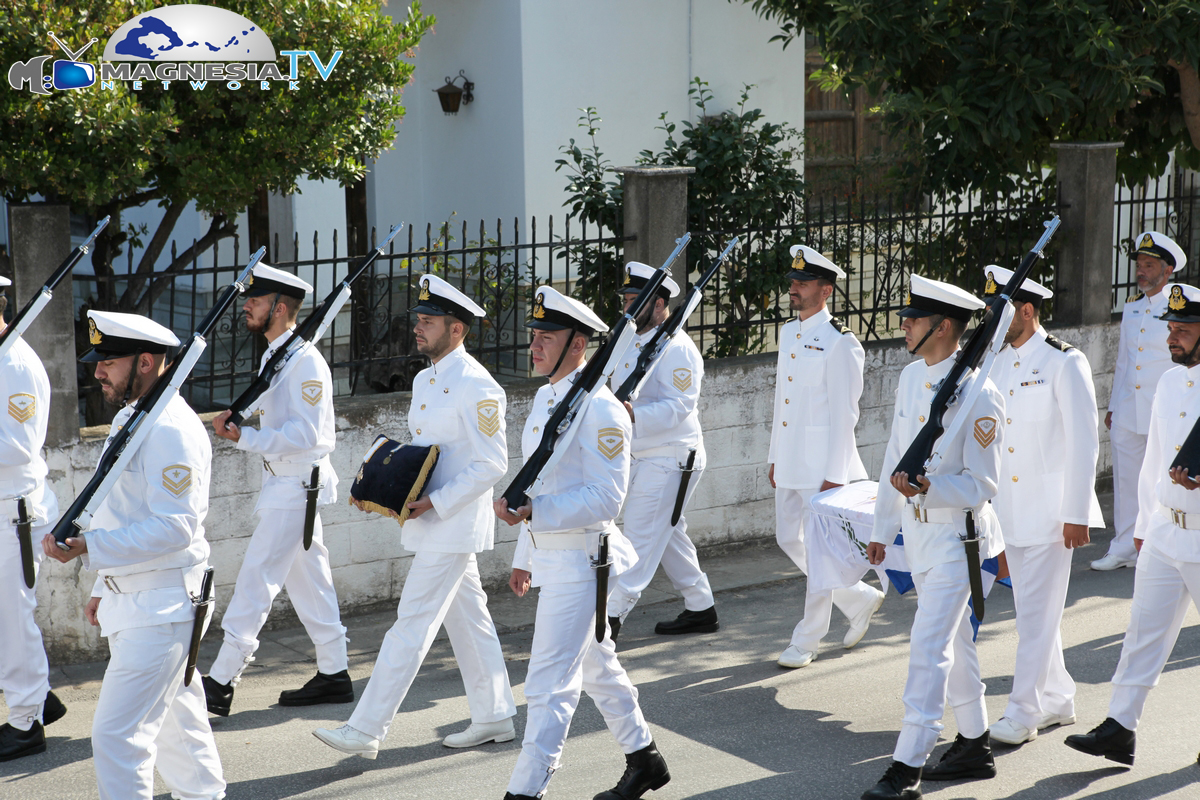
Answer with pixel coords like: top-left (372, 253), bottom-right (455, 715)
top-left (615, 166), bottom-right (695, 301)
top-left (7, 204), bottom-right (78, 447)
top-left (1051, 142), bottom-right (1122, 326)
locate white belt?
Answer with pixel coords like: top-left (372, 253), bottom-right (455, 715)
top-left (529, 532), bottom-right (589, 550)
top-left (1159, 503), bottom-right (1200, 531)
top-left (101, 568), bottom-right (186, 594)
top-left (910, 504), bottom-right (957, 524)
top-left (263, 458), bottom-right (321, 477)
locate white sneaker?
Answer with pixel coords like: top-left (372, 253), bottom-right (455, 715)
top-left (1038, 711), bottom-right (1076, 730)
top-left (313, 724), bottom-right (380, 759)
top-left (990, 716), bottom-right (1037, 745)
top-left (843, 586), bottom-right (886, 649)
top-left (777, 646), bottom-right (816, 669)
top-left (1090, 553), bottom-right (1136, 571)
top-left (441, 719), bottom-right (516, 748)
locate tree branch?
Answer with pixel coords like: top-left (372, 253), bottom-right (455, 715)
top-left (1169, 58), bottom-right (1200, 154)
top-left (134, 213), bottom-right (238, 314)
top-left (116, 198), bottom-right (184, 309)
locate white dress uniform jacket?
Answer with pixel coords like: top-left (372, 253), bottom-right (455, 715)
top-left (0, 337), bottom-right (57, 727)
top-left (403, 345), bottom-right (507, 554)
top-left (991, 328), bottom-right (1104, 545)
top-left (871, 354), bottom-right (1005, 572)
top-left (610, 326), bottom-right (705, 463)
top-left (1110, 291), bottom-right (1171, 435)
top-left (237, 336), bottom-right (338, 509)
top-left (769, 308), bottom-right (868, 488)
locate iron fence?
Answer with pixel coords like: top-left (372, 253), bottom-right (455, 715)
top-left (1112, 168), bottom-right (1200, 308)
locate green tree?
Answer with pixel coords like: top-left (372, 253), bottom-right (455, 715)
top-left (0, 0), bottom-right (434, 311)
top-left (744, 0), bottom-right (1200, 195)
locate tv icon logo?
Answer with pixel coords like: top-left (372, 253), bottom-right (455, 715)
top-left (7, 33), bottom-right (96, 94)
top-left (52, 59), bottom-right (95, 90)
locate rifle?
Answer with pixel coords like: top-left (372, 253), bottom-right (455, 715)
top-left (613, 236), bottom-right (739, 403)
top-left (0, 216), bottom-right (110, 361)
top-left (501, 233), bottom-right (691, 511)
top-left (225, 224), bottom-right (405, 429)
top-left (52, 251), bottom-right (263, 546)
top-left (892, 216), bottom-right (1060, 486)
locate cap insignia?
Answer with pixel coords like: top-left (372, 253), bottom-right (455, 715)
top-left (792, 253), bottom-right (806, 271)
top-left (984, 271), bottom-right (998, 296)
top-left (906, 291), bottom-right (914, 307)
top-left (623, 270), bottom-right (633, 287)
top-left (88, 318), bottom-right (102, 345)
top-left (244, 273), bottom-right (254, 287)
top-left (1140, 233), bottom-right (1156, 250)
top-left (419, 282), bottom-right (431, 302)
top-left (1169, 284), bottom-right (1187, 312)
top-left (532, 292), bottom-right (546, 320)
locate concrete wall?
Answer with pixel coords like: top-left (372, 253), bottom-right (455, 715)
top-left (35, 320), bottom-right (1119, 663)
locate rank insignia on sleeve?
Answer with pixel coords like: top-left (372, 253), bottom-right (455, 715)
top-left (162, 465), bottom-right (193, 497)
top-left (477, 399), bottom-right (500, 436)
top-left (301, 380), bottom-right (324, 406)
top-left (672, 368), bottom-right (693, 391)
top-left (973, 417), bottom-right (998, 449)
top-left (598, 427), bottom-right (624, 460)
top-left (7, 393), bottom-right (35, 423)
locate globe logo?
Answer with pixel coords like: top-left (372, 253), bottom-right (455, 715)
top-left (103, 4), bottom-right (275, 62)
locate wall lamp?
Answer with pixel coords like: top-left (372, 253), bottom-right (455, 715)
top-left (434, 70), bottom-right (474, 115)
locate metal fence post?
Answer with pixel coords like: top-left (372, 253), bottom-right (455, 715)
top-left (616, 166), bottom-right (695, 296)
top-left (1051, 142), bottom-right (1123, 325)
top-left (6, 203), bottom-right (79, 446)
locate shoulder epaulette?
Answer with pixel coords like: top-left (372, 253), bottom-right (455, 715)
top-left (1044, 333), bottom-right (1075, 352)
top-left (829, 317), bottom-right (855, 336)
top-left (1127, 291), bottom-right (1145, 303)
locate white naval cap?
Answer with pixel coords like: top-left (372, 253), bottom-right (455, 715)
top-left (0, 275), bottom-right (10, 288)
top-left (981, 264), bottom-right (1053, 304)
top-left (788, 245), bottom-right (846, 282)
top-left (620, 262), bottom-right (680, 299)
top-left (1161, 283), bottom-right (1200, 323)
top-left (411, 273), bottom-right (486, 323)
top-left (245, 263), bottom-right (312, 300)
top-left (527, 286), bottom-right (609, 334)
top-left (1133, 231), bottom-right (1186, 271)
top-left (900, 274), bottom-right (985, 323)
top-left (81, 309), bottom-right (181, 362)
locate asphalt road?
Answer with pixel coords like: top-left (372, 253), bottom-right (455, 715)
top-left (5, 521), bottom-right (1200, 799)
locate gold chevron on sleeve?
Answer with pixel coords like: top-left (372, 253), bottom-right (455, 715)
top-left (301, 380), bottom-right (324, 406)
top-left (477, 399), bottom-right (500, 436)
top-left (597, 427), bottom-right (624, 460)
top-left (162, 465), bottom-right (193, 497)
top-left (973, 417), bottom-right (998, 449)
top-left (7, 393), bottom-right (36, 423)
top-left (672, 368), bottom-right (693, 391)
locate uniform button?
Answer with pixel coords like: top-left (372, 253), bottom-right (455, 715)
top-left (1007, 418), bottom-right (1012, 423)
top-left (1136, 365), bottom-right (1142, 370)
top-left (533, 426), bottom-right (539, 433)
top-left (1012, 476), bottom-right (1019, 482)
top-left (416, 428), bottom-right (421, 435)
top-left (924, 382), bottom-right (931, 389)
top-left (420, 404), bottom-right (426, 410)
top-left (624, 363), bottom-right (630, 368)
top-left (919, 415), bottom-right (925, 422)
top-left (444, 388), bottom-right (449, 393)
top-left (796, 333), bottom-right (801, 339)
top-left (1136, 385), bottom-right (1141, 389)
top-left (1014, 361), bottom-right (1020, 368)
top-left (1139, 346), bottom-right (1144, 351)
top-left (548, 399), bottom-right (554, 406)
top-left (1009, 390), bottom-right (1014, 396)
top-left (1177, 445), bottom-right (1183, 451)
top-left (782, 421), bottom-right (788, 427)
top-left (788, 376), bottom-right (793, 382)
top-left (785, 399), bottom-right (790, 404)
top-left (1008, 447), bottom-right (1014, 453)
top-left (1190, 382), bottom-right (1196, 388)
top-left (635, 343), bottom-right (642, 349)
top-left (1182, 412), bottom-right (1188, 418)
top-left (1141, 328), bottom-right (1146, 333)
top-left (790, 353), bottom-right (796, 359)
top-left (429, 378), bottom-right (435, 384)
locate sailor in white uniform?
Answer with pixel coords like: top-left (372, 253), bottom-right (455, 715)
top-left (204, 264), bottom-right (350, 714)
top-left (980, 266), bottom-right (1103, 747)
top-left (1066, 282), bottom-right (1200, 766)
top-left (314, 274), bottom-right (516, 758)
top-left (495, 287), bottom-right (669, 800)
top-left (771, 246), bottom-right (884, 669)
top-left (43, 310), bottom-right (224, 800)
top-left (862, 276), bottom-right (1005, 800)
top-left (1098, 232), bottom-right (1184, 570)
top-left (0, 276), bottom-right (66, 762)
top-left (608, 261), bottom-right (718, 639)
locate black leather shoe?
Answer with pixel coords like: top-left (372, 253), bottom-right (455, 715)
top-left (654, 606), bottom-right (719, 635)
top-left (503, 794), bottom-right (538, 800)
top-left (279, 669), bottom-right (354, 707)
top-left (202, 675), bottom-right (233, 717)
top-left (861, 760), bottom-right (922, 799)
top-left (593, 741), bottom-right (670, 799)
top-left (609, 616), bottom-right (622, 640)
top-left (43, 691), bottom-right (66, 726)
top-left (922, 731), bottom-right (996, 780)
top-left (0, 722), bottom-right (46, 762)
top-left (1064, 717), bottom-right (1135, 766)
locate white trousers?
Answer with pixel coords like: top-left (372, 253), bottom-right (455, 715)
top-left (1109, 424), bottom-right (1148, 561)
top-left (610, 457), bottom-right (713, 620)
top-left (507, 578), bottom-right (652, 798)
top-left (776, 487), bottom-right (880, 651)
top-left (348, 551), bottom-right (515, 740)
top-left (1002, 542), bottom-right (1075, 729)
top-left (209, 508), bottom-right (347, 684)
top-left (1108, 547), bottom-right (1200, 730)
top-left (893, 561), bottom-right (988, 767)
top-left (94, 621), bottom-right (225, 800)
top-left (0, 521), bottom-right (51, 728)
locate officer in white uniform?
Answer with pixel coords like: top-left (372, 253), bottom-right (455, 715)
top-left (42, 310), bottom-right (224, 800)
top-left (0, 276), bottom-right (66, 761)
top-left (314, 275), bottom-right (516, 758)
top-left (1066, 282), bottom-right (1200, 766)
top-left (204, 264), bottom-right (350, 714)
top-left (771, 246), bottom-right (884, 669)
top-left (980, 266), bottom-right (1104, 747)
top-left (862, 276), bottom-right (1004, 800)
top-left (608, 262), bottom-right (717, 639)
top-left (495, 287), bottom-right (669, 800)
top-left (1099, 232), bottom-right (1185, 570)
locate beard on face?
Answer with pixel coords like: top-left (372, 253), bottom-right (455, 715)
top-left (98, 364), bottom-right (133, 405)
top-left (245, 306), bottom-right (269, 334)
top-left (417, 320), bottom-right (455, 359)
